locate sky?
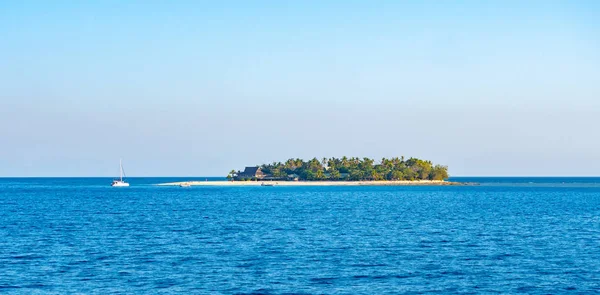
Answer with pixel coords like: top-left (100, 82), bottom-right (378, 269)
top-left (1, 0), bottom-right (599, 177)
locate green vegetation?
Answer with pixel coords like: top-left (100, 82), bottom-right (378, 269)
top-left (230, 157), bottom-right (449, 181)
top-left (226, 170), bottom-right (236, 181)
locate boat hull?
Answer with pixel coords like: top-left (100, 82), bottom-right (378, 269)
top-left (111, 181), bottom-right (129, 187)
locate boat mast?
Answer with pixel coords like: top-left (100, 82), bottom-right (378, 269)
top-left (120, 158), bottom-right (123, 181)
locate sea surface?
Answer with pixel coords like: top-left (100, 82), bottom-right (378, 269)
top-left (0, 177), bottom-right (599, 294)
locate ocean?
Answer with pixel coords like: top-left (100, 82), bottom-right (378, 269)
top-left (0, 177), bottom-right (598, 294)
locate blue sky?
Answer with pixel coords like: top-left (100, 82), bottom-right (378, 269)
top-left (1, 1), bottom-right (599, 176)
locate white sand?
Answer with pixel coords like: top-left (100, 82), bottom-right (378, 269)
top-left (157, 180), bottom-right (460, 186)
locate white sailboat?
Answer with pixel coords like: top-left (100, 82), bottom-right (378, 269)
top-left (111, 159), bottom-right (130, 187)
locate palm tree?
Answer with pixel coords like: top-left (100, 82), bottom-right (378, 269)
top-left (341, 156), bottom-right (348, 168)
top-left (227, 170), bottom-right (237, 181)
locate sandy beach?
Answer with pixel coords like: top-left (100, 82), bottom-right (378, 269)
top-left (157, 180), bottom-right (463, 186)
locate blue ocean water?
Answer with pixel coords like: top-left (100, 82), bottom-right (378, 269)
top-left (0, 177), bottom-right (599, 294)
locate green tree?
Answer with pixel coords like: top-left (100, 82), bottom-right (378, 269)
top-left (389, 170), bottom-right (404, 180)
top-left (370, 170), bottom-right (384, 180)
top-left (402, 168), bottom-right (416, 180)
top-left (315, 170), bottom-right (326, 180)
top-left (227, 169), bottom-right (236, 181)
top-left (429, 165), bottom-right (449, 180)
top-left (302, 170), bottom-right (315, 180)
top-left (329, 169), bottom-right (341, 180)
top-left (272, 166), bottom-right (288, 178)
top-left (349, 169), bottom-right (365, 181)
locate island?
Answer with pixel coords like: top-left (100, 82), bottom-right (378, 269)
top-left (159, 157), bottom-right (464, 186)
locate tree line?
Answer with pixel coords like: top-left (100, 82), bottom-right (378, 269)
top-left (228, 156), bottom-right (449, 181)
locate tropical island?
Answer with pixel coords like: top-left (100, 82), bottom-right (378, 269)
top-left (158, 157), bottom-right (460, 186)
top-left (229, 157), bottom-right (448, 181)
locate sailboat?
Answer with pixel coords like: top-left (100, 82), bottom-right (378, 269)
top-left (111, 159), bottom-right (130, 187)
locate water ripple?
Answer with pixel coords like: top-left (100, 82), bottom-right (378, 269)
top-left (0, 179), bottom-right (599, 293)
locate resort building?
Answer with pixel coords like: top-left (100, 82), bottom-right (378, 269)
top-left (235, 166), bottom-right (265, 180)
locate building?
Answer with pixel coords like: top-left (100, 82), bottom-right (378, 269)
top-left (235, 166), bottom-right (265, 180)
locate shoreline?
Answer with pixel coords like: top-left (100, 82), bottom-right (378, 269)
top-left (157, 180), bottom-right (465, 186)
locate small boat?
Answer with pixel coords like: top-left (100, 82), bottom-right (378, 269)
top-left (111, 159), bottom-right (130, 187)
top-left (180, 182), bottom-right (192, 187)
top-left (261, 182), bottom-right (274, 187)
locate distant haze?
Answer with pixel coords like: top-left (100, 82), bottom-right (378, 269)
top-left (1, 1), bottom-right (599, 177)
